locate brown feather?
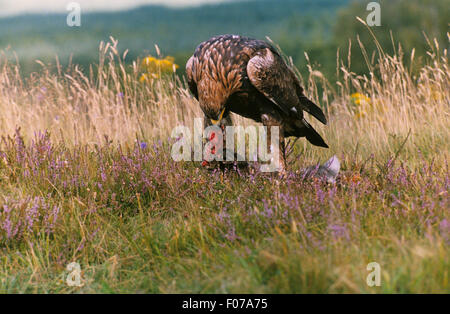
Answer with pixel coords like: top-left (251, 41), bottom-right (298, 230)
top-left (185, 34), bottom-right (328, 148)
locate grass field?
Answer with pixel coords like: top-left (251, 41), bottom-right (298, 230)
top-left (0, 34), bottom-right (448, 293)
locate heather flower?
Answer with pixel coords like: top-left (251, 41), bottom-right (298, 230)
top-left (328, 223), bottom-right (350, 241)
top-left (0, 197), bottom-right (61, 242)
top-left (440, 219), bottom-right (450, 245)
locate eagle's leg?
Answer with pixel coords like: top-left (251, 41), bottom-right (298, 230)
top-left (267, 126), bottom-right (286, 174)
top-left (261, 114), bottom-right (286, 174)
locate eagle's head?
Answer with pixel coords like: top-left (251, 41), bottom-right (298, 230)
top-left (209, 107), bottom-right (227, 126)
top-left (201, 98), bottom-right (228, 127)
top-left (197, 77), bottom-right (231, 126)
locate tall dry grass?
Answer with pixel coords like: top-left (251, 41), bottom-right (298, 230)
top-left (0, 38), bottom-right (202, 146)
top-left (0, 35), bottom-right (448, 164)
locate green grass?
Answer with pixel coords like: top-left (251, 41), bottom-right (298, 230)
top-left (0, 134), bottom-right (448, 293)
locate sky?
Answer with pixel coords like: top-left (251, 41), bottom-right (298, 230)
top-left (0, 0), bottom-right (233, 16)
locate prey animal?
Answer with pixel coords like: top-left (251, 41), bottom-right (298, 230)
top-left (186, 35), bottom-right (328, 172)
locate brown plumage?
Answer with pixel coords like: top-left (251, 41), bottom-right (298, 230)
top-left (186, 34), bottom-right (328, 170)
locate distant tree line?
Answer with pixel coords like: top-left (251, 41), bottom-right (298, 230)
top-left (0, 0), bottom-right (447, 80)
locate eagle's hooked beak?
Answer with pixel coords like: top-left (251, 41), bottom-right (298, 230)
top-left (210, 107), bottom-right (226, 125)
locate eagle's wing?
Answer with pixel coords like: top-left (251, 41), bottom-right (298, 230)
top-left (247, 48), bottom-right (327, 124)
top-left (186, 56), bottom-right (198, 100)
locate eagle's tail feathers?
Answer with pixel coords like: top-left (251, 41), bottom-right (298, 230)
top-left (303, 119), bottom-right (329, 148)
top-left (299, 96), bottom-right (327, 125)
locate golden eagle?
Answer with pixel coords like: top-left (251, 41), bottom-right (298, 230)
top-left (186, 35), bottom-right (328, 170)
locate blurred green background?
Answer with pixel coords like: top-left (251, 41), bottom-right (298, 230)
top-left (0, 0), bottom-right (448, 78)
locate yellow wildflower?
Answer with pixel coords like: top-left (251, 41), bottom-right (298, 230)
top-left (140, 55), bottom-right (179, 83)
top-left (350, 92), bottom-right (384, 119)
top-left (429, 86), bottom-right (444, 102)
top-left (139, 73), bottom-right (148, 83)
top-left (354, 110), bottom-right (367, 119)
top-left (351, 93), bottom-right (371, 106)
